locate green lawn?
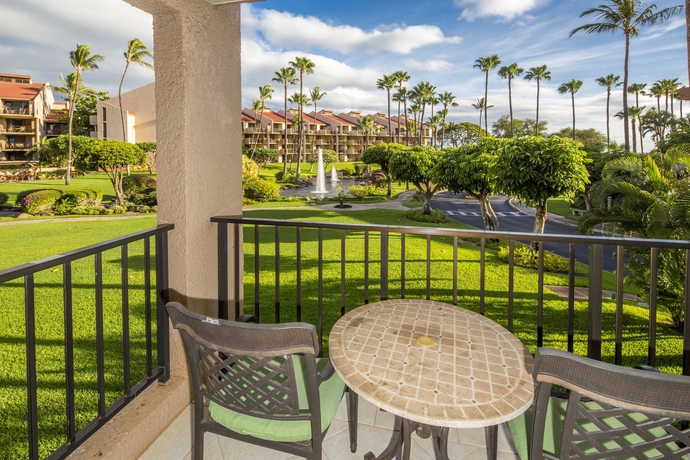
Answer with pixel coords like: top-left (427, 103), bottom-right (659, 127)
top-left (0, 209), bottom-right (684, 458)
top-left (0, 172), bottom-right (131, 205)
top-left (547, 197), bottom-right (579, 220)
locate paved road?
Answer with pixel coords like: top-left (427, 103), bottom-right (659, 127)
top-left (432, 191), bottom-right (617, 272)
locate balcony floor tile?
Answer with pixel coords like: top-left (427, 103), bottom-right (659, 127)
top-left (139, 398), bottom-right (520, 460)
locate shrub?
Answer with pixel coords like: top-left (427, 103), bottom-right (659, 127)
top-left (281, 172), bottom-right (297, 183)
top-left (340, 166), bottom-right (354, 177)
top-left (403, 210), bottom-right (450, 224)
top-left (274, 171), bottom-right (285, 181)
top-left (497, 244), bottom-right (586, 276)
top-left (138, 205), bottom-right (157, 214)
top-left (109, 205), bottom-right (126, 214)
top-left (0, 192), bottom-right (8, 206)
top-left (243, 178), bottom-right (280, 201)
top-left (15, 189), bottom-right (50, 205)
top-left (370, 169), bottom-right (386, 183)
top-left (131, 188), bottom-right (157, 206)
top-left (72, 205), bottom-right (105, 215)
top-left (354, 164), bottom-right (368, 176)
top-left (122, 175), bottom-right (156, 197)
top-left (348, 184), bottom-right (385, 199)
top-left (53, 194), bottom-right (79, 215)
top-left (78, 189), bottom-right (103, 205)
top-left (21, 190), bottom-right (63, 215)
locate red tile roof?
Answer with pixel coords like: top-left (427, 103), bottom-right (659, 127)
top-left (317, 112), bottom-right (356, 126)
top-left (260, 111), bottom-right (290, 124)
top-left (46, 110), bottom-right (68, 123)
top-left (0, 82), bottom-right (44, 100)
top-left (241, 113), bottom-right (255, 122)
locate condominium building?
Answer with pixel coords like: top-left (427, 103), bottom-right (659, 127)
top-left (90, 82), bottom-right (156, 143)
top-left (0, 73), bottom-right (54, 161)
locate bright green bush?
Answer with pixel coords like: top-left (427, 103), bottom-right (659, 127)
top-left (122, 175), bottom-right (156, 197)
top-left (497, 244), bottom-right (586, 276)
top-left (21, 190), bottom-right (63, 215)
top-left (15, 189), bottom-right (50, 206)
top-left (72, 206), bottom-right (105, 215)
top-left (348, 184), bottom-right (385, 198)
top-left (340, 166), bottom-right (354, 177)
top-left (0, 192), bottom-right (8, 206)
top-left (131, 188), bottom-right (157, 206)
top-left (354, 163), bottom-right (368, 176)
top-left (243, 178), bottom-right (280, 201)
top-left (403, 210), bottom-right (450, 224)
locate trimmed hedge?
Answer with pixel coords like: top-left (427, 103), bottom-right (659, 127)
top-left (21, 190), bottom-right (63, 215)
top-left (131, 187), bottom-right (157, 206)
top-left (122, 175), bottom-right (156, 196)
top-left (0, 192), bottom-right (8, 206)
top-left (15, 189), bottom-right (51, 206)
top-left (403, 210), bottom-right (450, 224)
top-left (243, 178), bottom-right (280, 201)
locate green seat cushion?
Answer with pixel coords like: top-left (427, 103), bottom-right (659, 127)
top-left (208, 356), bottom-right (345, 443)
top-left (508, 396), bottom-right (680, 459)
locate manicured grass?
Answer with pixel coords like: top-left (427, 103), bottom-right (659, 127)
top-left (0, 172), bottom-right (133, 204)
top-left (0, 218), bottom-right (158, 459)
top-left (547, 197), bottom-right (579, 220)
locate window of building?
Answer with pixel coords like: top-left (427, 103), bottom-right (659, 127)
top-left (102, 107), bottom-right (107, 121)
top-left (0, 77), bottom-right (11, 82)
top-left (103, 122), bottom-right (107, 139)
top-left (15, 78), bottom-right (29, 84)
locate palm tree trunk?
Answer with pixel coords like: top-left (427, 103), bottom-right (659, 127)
top-left (605, 88), bottom-right (610, 147)
top-left (66, 73), bottom-right (81, 186)
top-left (631, 118), bottom-right (637, 153)
top-left (296, 73), bottom-right (303, 183)
top-left (396, 94), bottom-right (401, 143)
top-left (484, 71), bottom-right (489, 136)
top-left (283, 82), bottom-right (288, 174)
top-left (479, 109), bottom-right (482, 129)
top-left (119, 62), bottom-right (130, 144)
top-left (623, 32), bottom-right (631, 152)
top-left (404, 98), bottom-right (409, 146)
top-left (509, 76), bottom-right (514, 137)
top-left (571, 91), bottom-right (576, 139)
top-left (535, 79), bottom-right (541, 136)
top-left (440, 104), bottom-right (447, 150)
top-left (387, 89), bottom-right (392, 142)
top-left (419, 103), bottom-right (426, 146)
top-left (639, 118), bottom-right (645, 154)
top-left (671, 94), bottom-right (675, 116)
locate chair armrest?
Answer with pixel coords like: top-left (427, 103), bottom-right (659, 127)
top-left (236, 314), bottom-right (257, 323)
top-left (318, 359), bottom-right (336, 382)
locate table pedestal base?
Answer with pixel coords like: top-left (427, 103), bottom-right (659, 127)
top-left (364, 416), bottom-right (498, 460)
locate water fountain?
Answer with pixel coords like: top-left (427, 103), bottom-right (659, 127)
top-left (330, 164), bottom-right (340, 182)
top-left (312, 148), bottom-right (327, 194)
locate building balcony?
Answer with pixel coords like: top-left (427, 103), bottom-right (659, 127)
top-left (5, 216), bottom-right (689, 459)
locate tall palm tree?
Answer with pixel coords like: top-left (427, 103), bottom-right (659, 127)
top-left (251, 84), bottom-right (274, 159)
top-left (498, 63), bottom-right (524, 137)
top-left (641, 108), bottom-right (676, 143)
top-left (287, 92), bottom-right (310, 169)
top-left (616, 105), bottom-right (644, 152)
top-left (118, 38), bottom-right (153, 143)
top-left (524, 65), bottom-right (552, 136)
top-left (427, 113), bottom-right (444, 148)
top-left (392, 88), bottom-right (408, 144)
top-left (570, 0), bottom-right (683, 152)
top-left (661, 78), bottom-right (681, 115)
top-left (558, 79), bottom-right (583, 139)
top-left (50, 73), bottom-right (93, 132)
top-left (272, 67), bottom-right (298, 173)
top-left (288, 56), bottom-right (315, 182)
top-left (65, 44), bottom-right (104, 185)
top-left (438, 91), bottom-right (458, 149)
top-left (595, 74), bottom-right (622, 146)
top-left (392, 70), bottom-right (411, 144)
top-left (354, 116), bottom-right (379, 152)
top-left (249, 98), bottom-right (262, 153)
top-left (647, 82), bottom-right (664, 110)
top-left (471, 98), bottom-right (492, 128)
top-left (407, 102), bottom-right (421, 144)
top-left (309, 86), bottom-right (326, 154)
top-left (474, 55), bottom-right (501, 136)
top-left (376, 74), bottom-right (397, 142)
top-left (410, 82), bottom-right (437, 145)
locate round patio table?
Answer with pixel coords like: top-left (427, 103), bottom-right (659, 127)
top-left (329, 299), bottom-right (534, 460)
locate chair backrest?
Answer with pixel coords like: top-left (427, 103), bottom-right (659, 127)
top-left (166, 302), bottom-right (321, 422)
top-left (530, 348), bottom-right (690, 459)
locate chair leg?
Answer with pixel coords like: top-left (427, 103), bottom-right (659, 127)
top-left (193, 407), bottom-right (204, 460)
top-left (347, 388), bottom-right (358, 453)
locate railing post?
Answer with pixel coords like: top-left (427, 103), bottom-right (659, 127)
top-left (156, 231), bottom-right (170, 383)
top-left (588, 244), bottom-right (603, 361)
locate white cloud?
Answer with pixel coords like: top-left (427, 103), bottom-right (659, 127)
top-left (455, 0), bottom-right (547, 21)
top-left (242, 5), bottom-right (461, 55)
top-left (405, 59), bottom-right (454, 72)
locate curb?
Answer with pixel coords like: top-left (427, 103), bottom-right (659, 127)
top-left (507, 199), bottom-right (579, 228)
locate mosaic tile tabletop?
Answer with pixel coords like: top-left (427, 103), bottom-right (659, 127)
top-left (330, 299), bottom-right (535, 428)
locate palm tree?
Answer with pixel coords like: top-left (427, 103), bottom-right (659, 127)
top-left (662, 78), bottom-right (681, 115)
top-left (249, 98), bottom-right (262, 153)
top-left (118, 38), bottom-right (153, 143)
top-left (392, 70), bottom-right (411, 144)
top-left (272, 67), bottom-right (298, 173)
top-left (570, 0), bottom-right (683, 151)
top-left (641, 108), bottom-right (676, 143)
top-left (308, 86), bottom-right (326, 155)
top-left (498, 63), bottom-right (524, 137)
top-left (474, 55), bottom-right (501, 136)
top-left (287, 92), bottom-right (311, 169)
top-left (65, 44), bottom-right (104, 185)
top-left (471, 98), bottom-right (492, 129)
top-left (251, 84), bottom-right (274, 159)
top-left (376, 74), bottom-right (397, 142)
top-left (288, 57), bottom-right (316, 182)
top-left (427, 113), bottom-right (444, 148)
top-left (595, 74), bottom-right (622, 146)
top-left (558, 79), bottom-right (583, 139)
top-left (50, 73), bottom-right (94, 135)
top-left (392, 88), bottom-right (408, 144)
top-left (616, 105), bottom-right (644, 152)
top-left (354, 116), bottom-right (379, 152)
top-left (523, 66), bottom-right (552, 136)
top-left (410, 82), bottom-right (437, 145)
top-left (407, 102), bottom-right (421, 144)
top-left (438, 91), bottom-right (459, 149)
top-left (647, 82), bottom-right (664, 111)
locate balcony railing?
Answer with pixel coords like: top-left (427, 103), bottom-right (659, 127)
top-left (213, 216), bottom-right (690, 375)
top-left (0, 224), bottom-right (173, 460)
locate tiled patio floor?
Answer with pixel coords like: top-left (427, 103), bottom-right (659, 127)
top-left (139, 396), bottom-right (521, 460)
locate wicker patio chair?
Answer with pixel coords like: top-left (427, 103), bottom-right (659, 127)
top-left (166, 301), bottom-right (358, 460)
top-left (508, 348), bottom-right (690, 459)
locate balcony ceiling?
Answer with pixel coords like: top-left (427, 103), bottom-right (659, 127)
top-left (205, 0), bottom-right (263, 5)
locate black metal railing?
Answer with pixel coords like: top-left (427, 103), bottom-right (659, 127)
top-left (213, 216), bottom-right (690, 376)
top-left (0, 224), bottom-right (173, 460)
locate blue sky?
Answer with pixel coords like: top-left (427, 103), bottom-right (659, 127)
top-left (1, 0), bottom-right (687, 144)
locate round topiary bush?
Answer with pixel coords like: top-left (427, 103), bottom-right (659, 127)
top-left (122, 175), bottom-right (156, 197)
top-left (403, 209), bottom-right (450, 224)
top-left (0, 192), bottom-right (8, 206)
top-left (243, 177), bottom-right (280, 201)
top-left (15, 189), bottom-right (55, 206)
top-left (21, 190), bottom-right (63, 215)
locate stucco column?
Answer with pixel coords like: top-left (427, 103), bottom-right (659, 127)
top-left (127, 0), bottom-right (243, 319)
